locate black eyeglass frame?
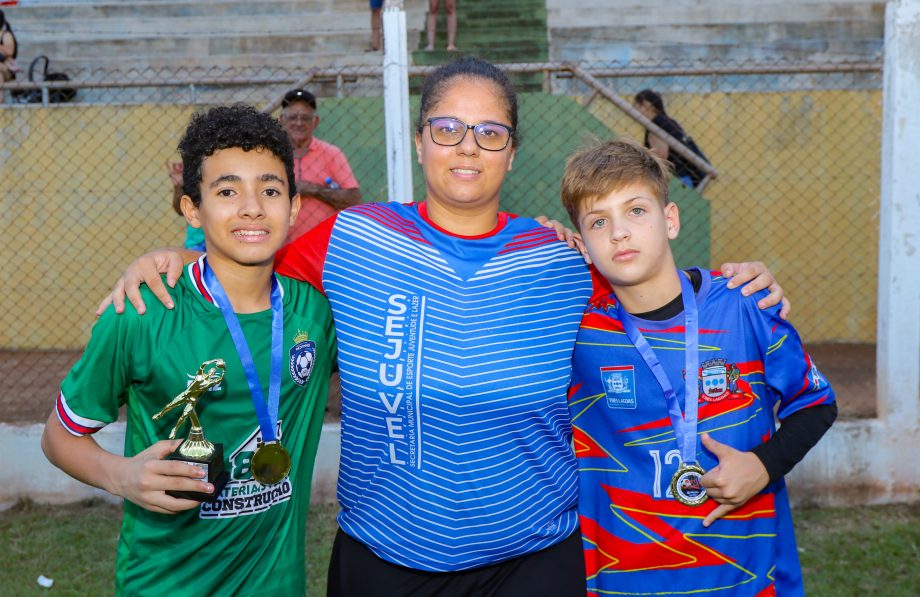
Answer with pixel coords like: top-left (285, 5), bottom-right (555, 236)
top-left (421, 117), bottom-right (514, 152)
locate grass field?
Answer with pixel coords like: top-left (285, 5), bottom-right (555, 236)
top-left (1, 500), bottom-right (917, 596)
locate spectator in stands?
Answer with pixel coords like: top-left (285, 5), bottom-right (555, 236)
top-left (280, 88), bottom-right (362, 242)
top-left (634, 89), bottom-right (709, 188)
top-left (166, 159), bottom-right (206, 251)
top-left (368, 0), bottom-right (383, 51)
top-left (0, 9), bottom-right (20, 101)
top-left (424, 0), bottom-right (458, 52)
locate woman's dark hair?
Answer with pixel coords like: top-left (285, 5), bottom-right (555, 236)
top-left (178, 104), bottom-right (296, 206)
top-left (634, 89), bottom-right (666, 116)
top-left (634, 88), bottom-right (687, 137)
top-left (416, 56), bottom-right (520, 147)
top-left (0, 10), bottom-right (19, 59)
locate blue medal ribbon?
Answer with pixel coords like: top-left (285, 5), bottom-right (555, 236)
top-left (616, 272), bottom-right (700, 465)
top-left (202, 258), bottom-right (284, 444)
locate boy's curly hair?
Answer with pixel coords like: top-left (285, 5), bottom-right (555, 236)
top-left (178, 104), bottom-right (296, 206)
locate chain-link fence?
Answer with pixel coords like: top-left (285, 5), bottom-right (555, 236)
top-left (1, 58), bottom-right (881, 422)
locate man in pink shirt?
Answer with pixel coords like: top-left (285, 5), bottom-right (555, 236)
top-left (280, 89), bottom-right (362, 241)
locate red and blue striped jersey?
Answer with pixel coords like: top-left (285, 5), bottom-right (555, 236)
top-left (570, 268), bottom-right (834, 596)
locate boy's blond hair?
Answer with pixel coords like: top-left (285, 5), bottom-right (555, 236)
top-left (560, 139), bottom-right (672, 228)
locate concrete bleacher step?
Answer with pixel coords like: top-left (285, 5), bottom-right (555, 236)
top-left (30, 31), bottom-right (383, 69)
top-left (13, 0), bottom-right (374, 22)
top-left (545, 0), bottom-right (885, 63)
top-left (410, 0), bottom-right (548, 92)
top-left (546, 0), bottom-right (882, 27)
top-left (412, 0), bottom-right (547, 50)
top-left (7, 0), bottom-right (429, 77)
top-left (19, 16), bottom-right (371, 37)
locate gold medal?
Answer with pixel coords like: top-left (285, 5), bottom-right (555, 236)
top-left (670, 462), bottom-right (708, 506)
top-left (250, 441), bottom-right (291, 486)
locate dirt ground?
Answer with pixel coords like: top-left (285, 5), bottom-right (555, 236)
top-left (0, 343), bottom-right (874, 425)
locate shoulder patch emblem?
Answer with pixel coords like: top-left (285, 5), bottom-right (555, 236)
top-left (600, 365), bottom-right (636, 409)
top-left (289, 331), bottom-right (316, 386)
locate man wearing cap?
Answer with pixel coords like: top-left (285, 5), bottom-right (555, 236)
top-left (280, 88), bottom-right (362, 241)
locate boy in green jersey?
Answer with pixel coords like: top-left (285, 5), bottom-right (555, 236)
top-left (41, 105), bottom-right (336, 595)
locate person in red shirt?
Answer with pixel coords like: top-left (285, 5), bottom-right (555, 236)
top-left (280, 89), bottom-right (362, 241)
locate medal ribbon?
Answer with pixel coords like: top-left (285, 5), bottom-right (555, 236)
top-left (616, 272), bottom-right (700, 464)
top-left (203, 259), bottom-right (284, 444)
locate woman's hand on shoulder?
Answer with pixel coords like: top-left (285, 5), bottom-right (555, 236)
top-left (95, 248), bottom-right (190, 316)
top-left (719, 261), bottom-right (790, 319)
top-left (535, 215), bottom-right (590, 263)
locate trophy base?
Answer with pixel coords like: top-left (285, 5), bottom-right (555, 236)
top-left (165, 442), bottom-right (229, 503)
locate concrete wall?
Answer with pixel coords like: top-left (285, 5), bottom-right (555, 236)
top-left (870, 0), bottom-right (920, 507)
top-left (0, 416), bottom-right (912, 509)
top-left (585, 88), bottom-right (881, 343)
top-left (0, 90), bottom-right (881, 349)
top-left (1, 88), bottom-right (900, 511)
top-left (1, 104), bottom-right (193, 348)
top-left (1, 0), bottom-right (915, 515)
top-left (786, 0), bottom-right (920, 511)
top-left (0, 422), bottom-right (341, 509)
top-left (7, 0), bottom-right (429, 73)
top-left (548, 0), bottom-right (885, 63)
top-left (2, 414), bottom-right (913, 510)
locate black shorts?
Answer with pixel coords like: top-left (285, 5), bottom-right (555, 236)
top-left (327, 527), bottom-right (586, 597)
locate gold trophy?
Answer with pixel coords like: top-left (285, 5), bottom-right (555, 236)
top-left (152, 358), bottom-right (230, 502)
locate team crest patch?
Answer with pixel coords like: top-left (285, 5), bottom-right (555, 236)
top-left (698, 358), bottom-right (743, 402)
top-left (289, 331), bottom-right (316, 386)
top-left (600, 365), bottom-right (636, 409)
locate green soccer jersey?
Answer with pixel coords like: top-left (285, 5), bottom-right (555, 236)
top-left (57, 257), bottom-right (336, 596)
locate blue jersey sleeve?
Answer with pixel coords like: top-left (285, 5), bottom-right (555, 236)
top-left (743, 293), bottom-right (835, 421)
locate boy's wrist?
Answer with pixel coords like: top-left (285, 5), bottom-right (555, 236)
top-left (98, 450), bottom-right (129, 498)
top-left (750, 443), bottom-right (782, 484)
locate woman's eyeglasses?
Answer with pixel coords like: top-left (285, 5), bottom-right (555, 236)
top-left (422, 117), bottom-right (513, 151)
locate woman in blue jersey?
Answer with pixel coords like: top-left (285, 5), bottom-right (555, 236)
top-left (100, 57), bottom-right (785, 596)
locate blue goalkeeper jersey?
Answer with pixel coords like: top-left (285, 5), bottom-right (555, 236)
top-left (571, 268), bottom-right (834, 596)
top-left (277, 202), bottom-right (593, 571)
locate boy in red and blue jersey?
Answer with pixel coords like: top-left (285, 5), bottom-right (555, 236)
top-left (560, 139), bottom-right (836, 596)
